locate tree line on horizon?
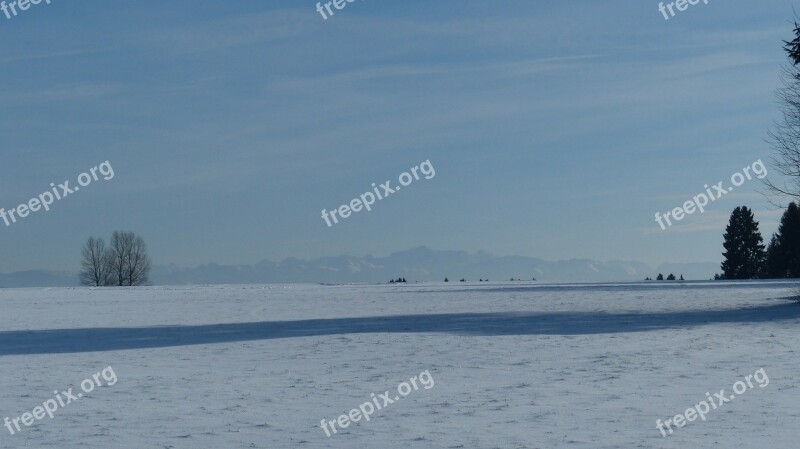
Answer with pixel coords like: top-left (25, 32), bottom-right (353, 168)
top-left (645, 274), bottom-right (684, 281)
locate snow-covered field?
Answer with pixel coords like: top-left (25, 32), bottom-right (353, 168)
top-left (0, 281), bottom-right (798, 448)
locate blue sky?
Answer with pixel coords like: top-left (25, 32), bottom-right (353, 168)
top-left (0, 0), bottom-right (796, 272)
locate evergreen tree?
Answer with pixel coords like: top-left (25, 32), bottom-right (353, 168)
top-left (765, 233), bottom-right (784, 278)
top-left (784, 21), bottom-right (800, 66)
top-left (666, 273), bottom-right (676, 280)
top-left (721, 206), bottom-right (766, 279)
top-left (765, 202), bottom-right (800, 278)
top-left (656, 273), bottom-right (664, 280)
top-left (679, 274), bottom-right (684, 281)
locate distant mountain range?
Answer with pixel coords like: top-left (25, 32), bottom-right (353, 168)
top-left (0, 246), bottom-right (719, 288)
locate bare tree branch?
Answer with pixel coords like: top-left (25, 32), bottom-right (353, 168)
top-left (79, 237), bottom-right (112, 286)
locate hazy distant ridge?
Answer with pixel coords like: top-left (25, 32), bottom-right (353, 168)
top-left (0, 246), bottom-right (717, 287)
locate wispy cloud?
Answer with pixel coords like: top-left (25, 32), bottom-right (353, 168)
top-left (267, 54), bottom-right (602, 91)
top-left (145, 9), bottom-right (308, 54)
top-left (0, 83), bottom-right (126, 103)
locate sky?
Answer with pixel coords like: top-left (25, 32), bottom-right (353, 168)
top-left (0, 0), bottom-right (797, 273)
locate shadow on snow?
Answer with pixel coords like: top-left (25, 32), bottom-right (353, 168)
top-left (1, 300), bottom-right (798, 355)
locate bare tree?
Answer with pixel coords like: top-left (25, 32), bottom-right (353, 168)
top-left (109, 231), bottom-right (151, 286)
top-left (124, 234), bottom-right (151, 286)
top-left (765, 22), bottom-right (800, 202)
top-left (80, 237), bottom-right (113, 286)
top-left (109, 231), bottom-right (131, 286)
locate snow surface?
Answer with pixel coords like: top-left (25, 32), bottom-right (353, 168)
top-left (0, 280), bottom-right (798, 448)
